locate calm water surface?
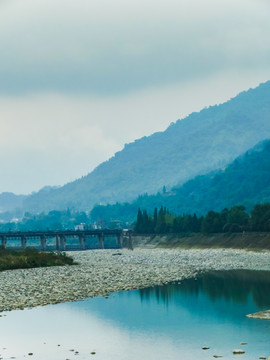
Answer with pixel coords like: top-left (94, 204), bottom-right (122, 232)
top-left (1, 270), bottom-right (270, 360)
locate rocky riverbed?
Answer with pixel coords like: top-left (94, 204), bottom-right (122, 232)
top-left (1, 248), bottom-right (270, 312)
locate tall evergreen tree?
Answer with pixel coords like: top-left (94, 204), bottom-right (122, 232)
top-left (135, 208), bottom-right (143, 233)
top-left (154, 208), bottom-right (158, 228)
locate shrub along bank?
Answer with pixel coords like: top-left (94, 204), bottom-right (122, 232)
top-left (0, 247), bottom-right (74, 271)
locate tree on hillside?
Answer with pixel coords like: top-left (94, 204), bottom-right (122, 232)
top-left (250, 203), bottom-right (270, 231)
top-left (153, 208), bottom-right (158, 229)
top-left (201, 211), bottom-right (223, 233)
top-left (223, 205), bottom-right (249, 232)
top-left (155, 206), bottom-right (167, 233)
top-left (135, 209), bottom-right (144, 233)
top-left (227, 206), bottom-right (249, 225)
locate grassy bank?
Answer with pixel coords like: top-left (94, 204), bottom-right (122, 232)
top-left (133, 232), bottom-right (270, 250)
top-left (0, 247), bottom-right (74, 271)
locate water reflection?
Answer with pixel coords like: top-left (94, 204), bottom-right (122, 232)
top-left (139, 270), bottom-right (270, 309)
top-left (1, 270), bottom-right (270, 360)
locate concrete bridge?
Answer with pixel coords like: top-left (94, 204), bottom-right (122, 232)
top-left (0, 229), bottom-right (133, 251)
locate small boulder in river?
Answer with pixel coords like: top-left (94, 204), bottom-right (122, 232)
top-left (233, 349), bottom-right (245, 354)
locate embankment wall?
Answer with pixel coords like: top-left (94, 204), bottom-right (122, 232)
top-left (133, 232), bottom-right (270, 250)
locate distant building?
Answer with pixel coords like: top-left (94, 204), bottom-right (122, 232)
top-left (75, 223), bottom-right (87, 231)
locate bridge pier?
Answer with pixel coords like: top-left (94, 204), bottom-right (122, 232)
top-left (60, 235), bottom-right (66, 251)
top-left (98, 233), bottom-right (105, 249)
top-left (1, 235), bottom-right (6, 249)
top-left (56, 235), bottom-right (60, 251)
top-left (128, 232), bottom-right (133, 250)
top-left (116, 234), bottom-right (123, 247)
top-left (79, 234), bottom-right (86, 250)
top-left (40, 235), bottom-right (46, 251)
top-left (21, 236), bottom-right (27, 250)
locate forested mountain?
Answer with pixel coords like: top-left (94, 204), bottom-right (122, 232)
top-left (91, 139), bottom-right (270, 224)
top-left (4, 80), bottom-right (270, 213)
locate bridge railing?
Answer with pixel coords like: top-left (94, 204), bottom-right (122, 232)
top-left (0, 229), bottom-right (133, 251)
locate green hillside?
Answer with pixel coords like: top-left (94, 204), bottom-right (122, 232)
top-left (91, 139), bottom-right (270, 224)
top-left (20, 80), bottom-right (270, 212)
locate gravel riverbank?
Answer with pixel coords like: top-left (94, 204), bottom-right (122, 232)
top-left (1, 248), bottom-right (270, 312)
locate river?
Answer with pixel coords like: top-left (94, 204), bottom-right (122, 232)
top-left (0, 269), bottom-right (270, 359)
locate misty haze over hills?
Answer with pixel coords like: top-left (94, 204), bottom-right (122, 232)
top-left (1, 80), bottom-right (270, 215)
top-left (0, 193), bottom-right (26, 213)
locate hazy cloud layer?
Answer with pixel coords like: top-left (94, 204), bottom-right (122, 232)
top-left (0, 0), bottom-right (269, 95)
top-left (0, 0), bottom-right (270, 194)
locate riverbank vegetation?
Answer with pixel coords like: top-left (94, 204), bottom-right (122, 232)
top-left (0, 247), bottom-right (74, 271)
top-left (134, 203), bottom-right (270, 234)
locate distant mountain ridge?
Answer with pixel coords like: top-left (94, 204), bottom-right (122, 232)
top-left (0, 192), bottom-right (26, 213)
top-left (3, 80), bottom-right (270, 213)
top-left (91, 139), bottom-right (270, 223)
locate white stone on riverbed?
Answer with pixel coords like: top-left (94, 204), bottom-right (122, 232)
top-left (246, 310), bottom-right (270, 320)
top-left (0, 248), bottom-right (270, 312)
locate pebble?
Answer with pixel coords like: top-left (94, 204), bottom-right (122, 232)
top-left (0, 248), bottom-right (269, 312)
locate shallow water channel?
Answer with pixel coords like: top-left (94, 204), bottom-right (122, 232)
top-left (1, 270), bottom-right (270, 360)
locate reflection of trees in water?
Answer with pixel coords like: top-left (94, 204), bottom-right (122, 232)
top-left (139, 270), bottom-right (270, 308)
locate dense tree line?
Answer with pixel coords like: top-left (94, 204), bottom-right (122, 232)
top-left (1, 203), bottom-right (270, 234)
top-left (134, 204), bottom-right (270, 234)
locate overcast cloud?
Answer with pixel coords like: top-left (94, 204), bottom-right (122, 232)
top-left (0, 0), bottom-right (270, 193)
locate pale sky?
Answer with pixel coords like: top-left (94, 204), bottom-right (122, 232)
top-left (0, 0), bottom-right (270, 194)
